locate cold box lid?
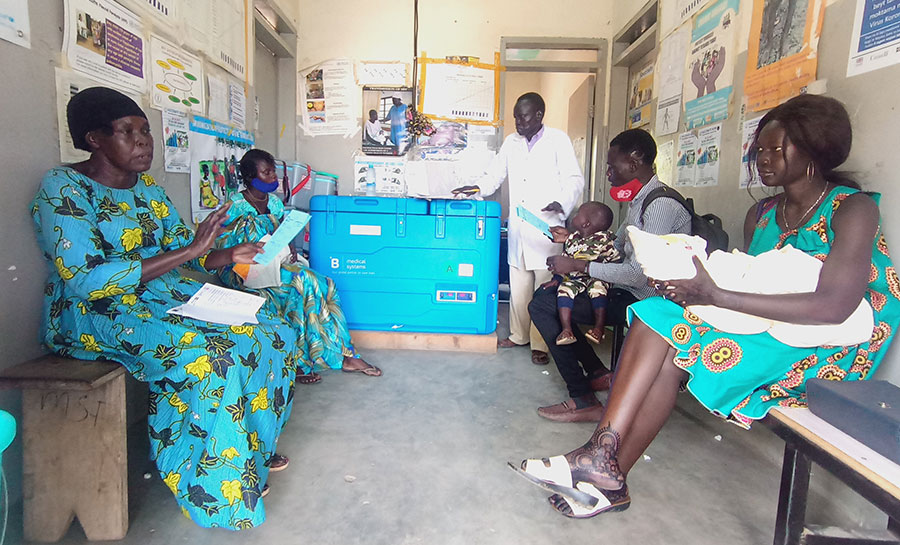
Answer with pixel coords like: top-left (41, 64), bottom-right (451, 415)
top-left (310, 195), bottom-right (430, 215)
top-left (429, 199), bottom-right (501, 218)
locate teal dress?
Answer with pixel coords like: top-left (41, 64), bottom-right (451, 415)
top-left (216, 193), bottom-right (357, 372)
top-left (31, 168), bottom-right (300, 530)
top-left (629, 186), bottom-right (900, 428)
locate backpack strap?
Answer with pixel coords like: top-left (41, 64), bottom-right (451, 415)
top-left (640, 186), bottom-right (689, 219)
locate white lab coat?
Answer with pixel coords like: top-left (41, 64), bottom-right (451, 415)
top-left (478, 127), bottom-right (584, 270)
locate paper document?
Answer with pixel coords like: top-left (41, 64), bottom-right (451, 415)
top-left (167, 283), bottom-right (265, 325)
top-left (515, 205), bottom-right (553, 239)
top-left (254, 210), bottom-right (311, 266)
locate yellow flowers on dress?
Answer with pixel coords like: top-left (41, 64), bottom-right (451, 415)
top-left (121, 294), bottom-right (137, 306)
top-left (168, 392), bottom-right (189, 414)
top-left (164, 471), bottom-right (181, 494)
top-left (80, 333), bottom-right (101, 352)
top-left (151, 199), bottom-right (170, 219)
top-left (221, 479), bottom-right (242, 505)
top-left (230, 325), bottom-right (255, 337)
top-left (88, 282), bottom-right (125, 301)
top-left (121, 227), bottom-right (143, 251)
top-left (249, 387), bottom-right (269, 412)
top-left (54, 257), bottom-right (74, 280)
top-left (221, 447), bottom-right (240, 460)
top-left (179, 331), bottom-right (197, 345)
top-left (118, 202), bottom-right (131, 212)
top-left (185, 355), bottom-right (211, 380)
top-left (141, 173), bottom-right (156, 186)
top-left (247, 431), bottom-right (260, 451)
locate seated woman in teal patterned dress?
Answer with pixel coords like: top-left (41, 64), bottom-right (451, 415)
top-left (31, 87), bottom-right (297, 530)
top-left (512, 94), bottom-right (900, 519)
top-left (213, 149), bottom-right (381, 384)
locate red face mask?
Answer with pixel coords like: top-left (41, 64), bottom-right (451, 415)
top-left (609, 178), bottom-right (644, 202)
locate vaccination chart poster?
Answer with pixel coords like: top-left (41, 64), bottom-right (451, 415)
top-left (683, 0), bottom-right (740, 129)
top-left (63, 0), bottom-right (146, 96)
top-left (847, 0), bottom-right (900, 76)
top-left (744, 0), bottom-right (825, 112)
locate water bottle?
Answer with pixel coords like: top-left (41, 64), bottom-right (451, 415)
top-left (365, 164), bottom-right (377, 196)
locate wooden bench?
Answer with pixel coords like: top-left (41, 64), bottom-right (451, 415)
top-left (0, 355), bottom-right (128, 542)
top-left (764, 407), bottom-right (900, 545)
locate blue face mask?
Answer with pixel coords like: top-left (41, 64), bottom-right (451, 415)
top-left (251, 177), bottom-right (279, 193)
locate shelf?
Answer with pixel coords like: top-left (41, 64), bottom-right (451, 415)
top-left (613, 22), bottom-right (658, 67)
top-left (253, 10), bottom-right (294, 58)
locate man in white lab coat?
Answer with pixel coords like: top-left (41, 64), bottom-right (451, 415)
top-left (453, 92), bottom-right (584, 364)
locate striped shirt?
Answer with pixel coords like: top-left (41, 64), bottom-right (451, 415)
top-left (588, 176), bottom-right (692, 300)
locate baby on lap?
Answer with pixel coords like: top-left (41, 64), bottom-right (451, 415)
top-left (542, 201), bottom-right (622, 346)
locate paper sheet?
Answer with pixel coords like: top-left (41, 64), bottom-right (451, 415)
top-left (683, 0), bottom-right (740, 129)
top-left (516, 205), bottom-right (553, 239)
top-left (677, 131), bottom-right (699, 187)
top-left (207, 74), bottom-right (229, 122)
top-left (254, 210), bottom-right (311, 266)
top-left (655, 139), bottom-right (676, 186)
top-left (63, 0), bottom-right (146, 95)
top-left (421, 62), bottom-right (496, 123)
top-left (149, 34), bottom-right (205, 114)
top-left (162, 108), bottom-right (190, 173)
top-left (695, 123), bottom-right (722, 186)
top-left (847, 0), bottom-right (900, 77)
top-left (739, 116), bottom-right (763, 188)
top-left (167, 283), bottom-right (265, 325)
top-left (0, 0), bottom-right (30, 48)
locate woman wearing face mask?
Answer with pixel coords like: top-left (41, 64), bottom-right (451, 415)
top-left (214, 149), bottom-right (382, 392)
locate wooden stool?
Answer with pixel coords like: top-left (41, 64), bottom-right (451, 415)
top-left (0, 355), bottom-right (128, 542)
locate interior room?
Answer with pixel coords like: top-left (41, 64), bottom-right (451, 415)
top-left (1, 0), bottom-right (899, 543)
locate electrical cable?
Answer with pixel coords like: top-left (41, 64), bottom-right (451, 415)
top-left (0, 469), bottom-right (7, 545)
top-left (412, 0), bottom-right (419, 105)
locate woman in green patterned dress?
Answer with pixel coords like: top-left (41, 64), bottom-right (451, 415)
top-left (213, 149), bottom-right (381, 385)
top-left (31, 87), bottom-right (299, 529)
top-left (513, 94), bottom-right (900, 519)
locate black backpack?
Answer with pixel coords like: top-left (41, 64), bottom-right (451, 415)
top-left (640, 186), bottom-right (729, 253)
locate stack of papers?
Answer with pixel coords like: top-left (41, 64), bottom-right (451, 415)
top-left (167, 283), bottom-right (265, 326)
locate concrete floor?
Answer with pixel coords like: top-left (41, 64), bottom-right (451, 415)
top-left (32, 307), bottom-right (790, 545)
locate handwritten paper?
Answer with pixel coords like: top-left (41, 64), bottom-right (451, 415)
top-left (254, 210), bottom-right (311, 266)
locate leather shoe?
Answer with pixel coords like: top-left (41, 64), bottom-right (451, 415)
top-left (589, 372), bottom-right (613, 392)
top-left (537, 398), bottom-right (605, 422)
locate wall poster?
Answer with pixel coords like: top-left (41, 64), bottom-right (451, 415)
top-left (744, 0), bottom-right (825, 112)
top-left (188, 117), bottom-right (254, 222)
top-left (847, 0), bottom-right (900, 76)
top-left (628, 65), bottom-right (654, 129)
top-left (149, 34), bottom-right (205, 114)
top-left (63, 0), bottom-right (146, 95)
top-left (683, 0), bottom-right (740, 129)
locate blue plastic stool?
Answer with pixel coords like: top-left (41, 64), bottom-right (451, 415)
top-left (0, 410), bottom-right (13, 473)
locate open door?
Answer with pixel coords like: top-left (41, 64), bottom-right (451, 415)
top-left (567, 75), bottom-right (595, 204)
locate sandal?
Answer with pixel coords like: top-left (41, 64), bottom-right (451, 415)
top-left (555, 330), bottom-right (577, 345)
top-left (341, 357), bottom-right (382, 377)
top-left (261, 483), bottom-right (270, 498)
top-left (267, 453), bottom-right (290, 472)
top-left (531, 350), bottom-right (549, 365)
top-left (547, 487), bottom-right (631, 519)
top-left (297, 371), bottom-right (322, 385)
top-left (584, 327), bottom-right (605, 344)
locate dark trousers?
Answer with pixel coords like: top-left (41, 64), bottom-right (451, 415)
top-left (528, 286), bottom-right (638, 398)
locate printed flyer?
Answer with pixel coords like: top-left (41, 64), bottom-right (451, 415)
top-left (683, 0), bottom-right (740, 129)
top-left (63, 0), bottom-right (146, 95)
top-left (149, 34), bottom-right (205, 114)
top-left (695, 123), bottom-right (722, 186)
top-left (676, 131), bottom-right (699, 187)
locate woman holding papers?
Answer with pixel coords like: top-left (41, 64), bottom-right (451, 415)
top-left (31, 87), bottom-right (298, 530)
top-left (215, 149), bottom-right (382, 384)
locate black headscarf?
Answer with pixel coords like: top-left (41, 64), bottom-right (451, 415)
top-left (67, 87), bottom-right (147, 151)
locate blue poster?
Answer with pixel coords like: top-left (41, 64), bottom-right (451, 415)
top-left (848, 0), bottom-right (900, 76)
top-left (683, 0), bottom-right (740, 128)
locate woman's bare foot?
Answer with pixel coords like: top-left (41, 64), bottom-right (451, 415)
top-left (563, 425), bottom-right (626, 491)
top-left (341, 355), bottom-right (382, 377)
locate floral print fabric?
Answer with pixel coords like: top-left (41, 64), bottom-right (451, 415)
top-left (628, 187), bottom-right (900, 428)
top-left (31, 168), bottom-right (299, 529)
top-left (215, 193), bottom-right (356, 372)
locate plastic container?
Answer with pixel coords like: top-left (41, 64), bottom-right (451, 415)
top-left (290, 170), bottom-right (337, 211)
top-left (309, 196), bottom-right (501, 334)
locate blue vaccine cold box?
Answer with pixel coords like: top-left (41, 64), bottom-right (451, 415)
top-left (309, 196), bottom-right (501, 334)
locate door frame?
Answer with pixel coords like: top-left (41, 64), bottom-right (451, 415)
top-left (499, 37), bottom-right (609, 203)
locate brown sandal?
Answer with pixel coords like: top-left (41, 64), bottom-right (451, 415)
top-left (268, 453), bottom-right (290, 472)
top-left (556, 330), bottom-right (577, 345)
top-left (531, 350), bottom-right (549, 365)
